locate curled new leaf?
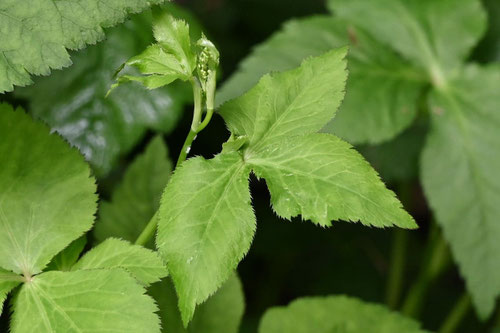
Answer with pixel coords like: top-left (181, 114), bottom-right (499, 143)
top-left (109, 11), bottom-right (198, 94)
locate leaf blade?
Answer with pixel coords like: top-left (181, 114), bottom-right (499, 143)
top-left (217, 16), bottom-right (425, 144)
top-left (329, 0), bottom-right (486, 76)
top-left (94, 135), bottom-right (172, 244)
top-left (0, 0), bottom-right (164, 92)
top-left (259, 295), bottom-right (428, 333)
top-left (219, 47), bottom-right (348, 149)
top-left (156, 152), bottom-right (255, 325)
top-left (45, 236), bottom-right (87, 272)
top-left (11, 269), bottom-right (160, 333)
top-left (0, 268), bottom-right (22, 314)
top-left (73, 238), bottom-right (168, 286)
top-left (421, 65), bottom-right (500, 319)
top-left (15, 14), bottom-right (186, 176)
top-left (0, 104), bottom-right (97, 275)
top-left (247, 134), bottom-right (416, 228)
top-left (150, 273), bottom-right (245, 333)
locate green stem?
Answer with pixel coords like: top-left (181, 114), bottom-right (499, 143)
top-left (196, 108), bottom-right (214, 134)
top-left (190, 78), bottom-right (203, 131)
top-left (439, 293), bottom-right (471, 333)
top-left (134, 74), bottom-right (216, 247)
top-left (386, 229), bottom-right (409, 309)
top-left (401, 222), bottom-right (450, 317)
top-left (176, 129), bottom-right (197, 168)
top-left (135, 211), bottom-right (159, 246)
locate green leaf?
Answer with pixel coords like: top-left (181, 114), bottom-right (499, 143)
top-left (45, 236), bottom-right (87, 272)
top-left (111, 10), bottom-right (198, 93)
top-left (420, 65), bottom-right (500, 319)
top-left (156, 152), bottom-right (255, 325)
top-left (153, 9), bottom-right (197, 78)
top-left (323, 23), bottom-right (425, 144)
top-left (218, 47), bottom-right (348, 149)
top-left (0, 268), bottom-right (22, 314)
top-left (0, 104), bottom-right (97, 276)
top-left (73, 238), bottom-right (167, 286)
top-left (358, 121), bottom-right (427, 183)
top-left (247, 134), bottom-right (416, 228)
top-left (0, 0), bottom-right (164, 93)
top-left (217, 16), bottom-right (425, 144)
top-left (11, 269), bottom-right (160, 333)
top-left (188, 273), bottom-right (245, 333)
top-left (150, 273), bottom-right (245, 333)
top-left (16, 14), bottom-right (186, 176)
top-left (329, 0), bottom-right (486, 81)
top-left (259, 295), bottom-right (428, 333)
top-left (94, 136), bottom-right (172, 245)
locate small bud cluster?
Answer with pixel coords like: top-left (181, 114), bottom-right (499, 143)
top-left (198, 47), bottom-right (211, 83)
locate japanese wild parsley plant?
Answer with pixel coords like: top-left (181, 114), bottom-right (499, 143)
top-left (109, 9), bottom-right (416, 325)
top-left (0, 5), bottom-right (418, 333)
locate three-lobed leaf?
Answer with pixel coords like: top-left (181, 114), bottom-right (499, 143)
top-left (73, 238), bottom-right (168, 286)
top-left (259, 295), bottom-right (429, 333)
top-left (0, 104), bottom-right (97, 276)
top-left (421, 65), bottom-right (500, 319)
top-left (158, 49), bottom-right (415, 325)
top-left (0, 0), bottom-right (164, 92)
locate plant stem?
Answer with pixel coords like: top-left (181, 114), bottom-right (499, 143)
top-left (134, 75), bottom-right (216, 247)
top-left (190, 78), bottom-right (203, 131)
top-left (386, 229), bottom-right (409, 309)
top-left (386, 183), bottom-right (412, 309)
top-left (176, 129), bottom-right (197, 168)
top-left (401, 222), bottom-right (450, 317)
top-left (438, 293), bottom-right (471, 333)
top-left (135, 211), bottom-right (159, 246)
top-left (196, 108), bottom-right (214, 134)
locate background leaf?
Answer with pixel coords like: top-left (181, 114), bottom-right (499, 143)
top-left (11, 269), bottom-right (160, 333)
top-left (16, 13), bottom-right (187, 176)
top-left (0, 0), bottom-right (164, 92)
top-left (45, 236), bottom-right (87, 272)
top-left (150, 273), bottom-right (245, 333)
top-left (0, 104), bottom-right (96, 276)
top-left (259, 295), bottom-right (429, 333)
top-left (94, 136), bottom-right (172, 245)
top-left (216, 16), bottom-right (425, 144)
top-left (72, 238), bottom-right (167, 286)
top-left (0, 268), bottom-right (21, 314)
top-left (157, 152), bottom-right (255, 325)
top-left (329, 0), bottom-right (486, 78)
top-left (420, 65), bottom-right (500, 319)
